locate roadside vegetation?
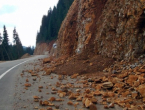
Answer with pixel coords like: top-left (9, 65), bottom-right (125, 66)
top-left (0, 25), bottom-right (34, 61)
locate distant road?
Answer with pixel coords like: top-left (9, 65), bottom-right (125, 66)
top-left (0, 55), bottom-right (47, 110)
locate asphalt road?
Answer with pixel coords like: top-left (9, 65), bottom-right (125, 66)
top-left (0, 55), bottom-right (47, 110)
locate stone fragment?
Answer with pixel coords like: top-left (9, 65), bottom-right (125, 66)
top-left (33, 96), bottom-right (40, 99)
top-left (67, 101), bottom-right (73, 105)
top-left (137, 84), bottom-right (145, 97)
top-left (104, 105), bottom-right (109, 109)
top-left (76, 89), bottom-right (81, 92)
top-left (132, 92), bottom-right (138, 99)
top-left (109, 103), bottom-right (114, 108)
top-left (24, 83), bottom-right (31, 87)
top-left (90, 98), bottom-right (97, 104)
top-left (42, 100), bottom-right (49, 106)
top-left (34, 99), bottom-right (39, 102)
top-left (48, 103), bottom-right (55, 106)
top-left (26, 79), bottom-right (29, 82)
top-left (102, 82), bottom-right (113, 89)
top-left (46, 69), bottom-right (52, 75)
top-left (84, 98), bottom-right (93, 108)
top-left (94, 91), bottom-right (101, 96)
top-left (38, 86), bottom-right (43, 89)
top-left (89, 104), bottom-right (97, 110)
top-left (59, 92), bottom-right (66, 98)
top-left (33, 78), bottom-right (37, 81)
top-left (49, 97), bottom-right (56, 102)
top-left (34, 106), bottom-right (38, 109)
top-left (69, 93), bottom-right (77, 99)
top-left (47, 107), bottom-right (53, 110)
top-left (138, 69), bottom-right (145, 73)
top-left (31, 73), bottom-right (37, 76)
top-left (74, 102), bottom-right (79, 107)
top-left (71, 73), bottom-right (79, 79)
top-left (55, 98), bottom-right (64, 101)
top-left (76, 96), bottom-right (82, 101)
top-left (43, 58), bottom-right (51, 64)
top-left (126, 75), bottom-right (138, 85)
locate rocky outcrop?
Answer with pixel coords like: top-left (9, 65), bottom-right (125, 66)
top-left (57, 0), bottom-right (145, 60)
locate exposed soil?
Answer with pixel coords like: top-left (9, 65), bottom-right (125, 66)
top-left (51, 55), bottom-right (114, 76)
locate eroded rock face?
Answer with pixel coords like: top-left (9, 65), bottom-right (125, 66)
top-left (34, 40), bottom-right (56, 55)
top-left (57, 0), bottom-right (145, 60)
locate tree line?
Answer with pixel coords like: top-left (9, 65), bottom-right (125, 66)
top-left (0, 25), bottom-right (34, 61)
top-left (36, 0), bottom-right (74, 43)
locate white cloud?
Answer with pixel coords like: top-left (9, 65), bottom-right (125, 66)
top-left (0, 0), bottom-right (58, 46)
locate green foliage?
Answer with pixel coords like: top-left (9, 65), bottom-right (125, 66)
top-left (36, 0), bottom-right (74, 43)
top-left (0, 26), bottom-right (34, 61)
top-left (13, 28), bottom-right (24, 59)
top-left (23, 46), bottom-right (34, 55)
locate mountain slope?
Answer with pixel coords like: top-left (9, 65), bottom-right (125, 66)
top-left (57, 0), bottom-right (145, 61)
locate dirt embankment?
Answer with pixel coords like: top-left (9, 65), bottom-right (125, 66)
top-left (34, 40), bottom-right (56, 55)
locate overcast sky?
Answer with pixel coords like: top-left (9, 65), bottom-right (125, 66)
top-left (0, 0), bottom-right (58, 47)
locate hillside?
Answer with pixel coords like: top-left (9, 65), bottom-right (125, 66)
top-left (57, 0), bottom-right (145, 61)
top-left (26, 0), bottom-right (145, 109)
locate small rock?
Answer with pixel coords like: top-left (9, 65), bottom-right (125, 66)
top-left (102, 82), bottom-right (113, 89)
top-left (67, 101), bottom-right (73, 105)
top-left (89, 104), bottom-right (97, 110)
top-left (109, 103), bottom-right (114, 108)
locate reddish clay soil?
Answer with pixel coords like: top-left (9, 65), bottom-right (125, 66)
top-left (50, 55), bottom-right (115, 76)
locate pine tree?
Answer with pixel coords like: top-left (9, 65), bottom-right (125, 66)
top-left (0, 33), bottom-right (4, 60)
top-left (2, 25), bottom-right (10, 60)
top-left (36, 0), bottom-right (74, 43)
top-left (13, 27), bottom-right (24, 58)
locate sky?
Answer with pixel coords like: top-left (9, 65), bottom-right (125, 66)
top-left (0, 0), bottom-right (59, 47)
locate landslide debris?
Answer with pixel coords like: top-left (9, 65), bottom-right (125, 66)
top-left (14, 55), bottom-right (145, 110)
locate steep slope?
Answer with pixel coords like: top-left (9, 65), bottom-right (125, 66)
top-left (57, 0), bottom-right (145, 61)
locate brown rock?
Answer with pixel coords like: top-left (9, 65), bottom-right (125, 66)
top-left (137, 84), bottom-right (145, 97)
top-left (132, 92), bottom-right (138, 99)
top-left (71, 73), bottom-right (79, 79)
top-left (31, 73), bottom-right (37, 76)
top-left (94, 91), bottom-right (101, 96)
top-left (39, 86), bottom-right (43, 89)
top-left (33, 96), bottom-right (40, 99)
top-left (102, 82), bottom-right (113, 89)
top-left (85, 98), bottom-right (93, 108)
top-left (104, 105), bottom-right (109, 109)
top-left (109, 103), bottom-right (114, 108)
top-left (108, 92), bottom-right (115, 97)
top-left (26, 79), bottom-right (29, 82)
top-left (33, 78), bottom-right (37, 81)
top-left (89, 104), bottom-right (97, 110)
top-left (76, 96), bottom-right (82, 101)
top-left (59, 92), bottom-right (66, 97)
top-left (43, 58), bottom-right (51, 64)
top-left (45, 69), bottom-right (52, 75)
top-left (55, 98), bottom-right (64, 101)
top-left (67, 101), bottom-right (73, 105)
top-left (69, 93), bottom-right (77, 99)
top-left (49, 97), bottom-right (56, 102)
top-left (24, 83), bottom-right (31, 87)
top-left (85, 89), bottom-right (91, 93)
top-left (38, 89), bottom-right (42, 92)
top-left (47, 107), bottom-right (53, 110)
top-left (138, 69), bottom-right (145, 73)
top-left (90, 98), bottom-right (97, 104)
top-left (126, 75), bottom-right (138, 86)
top-left (42, 100), bottom-right (49, 106)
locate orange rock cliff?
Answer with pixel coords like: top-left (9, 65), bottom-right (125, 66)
top-left (56, 0), bottom-right (145, 61)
